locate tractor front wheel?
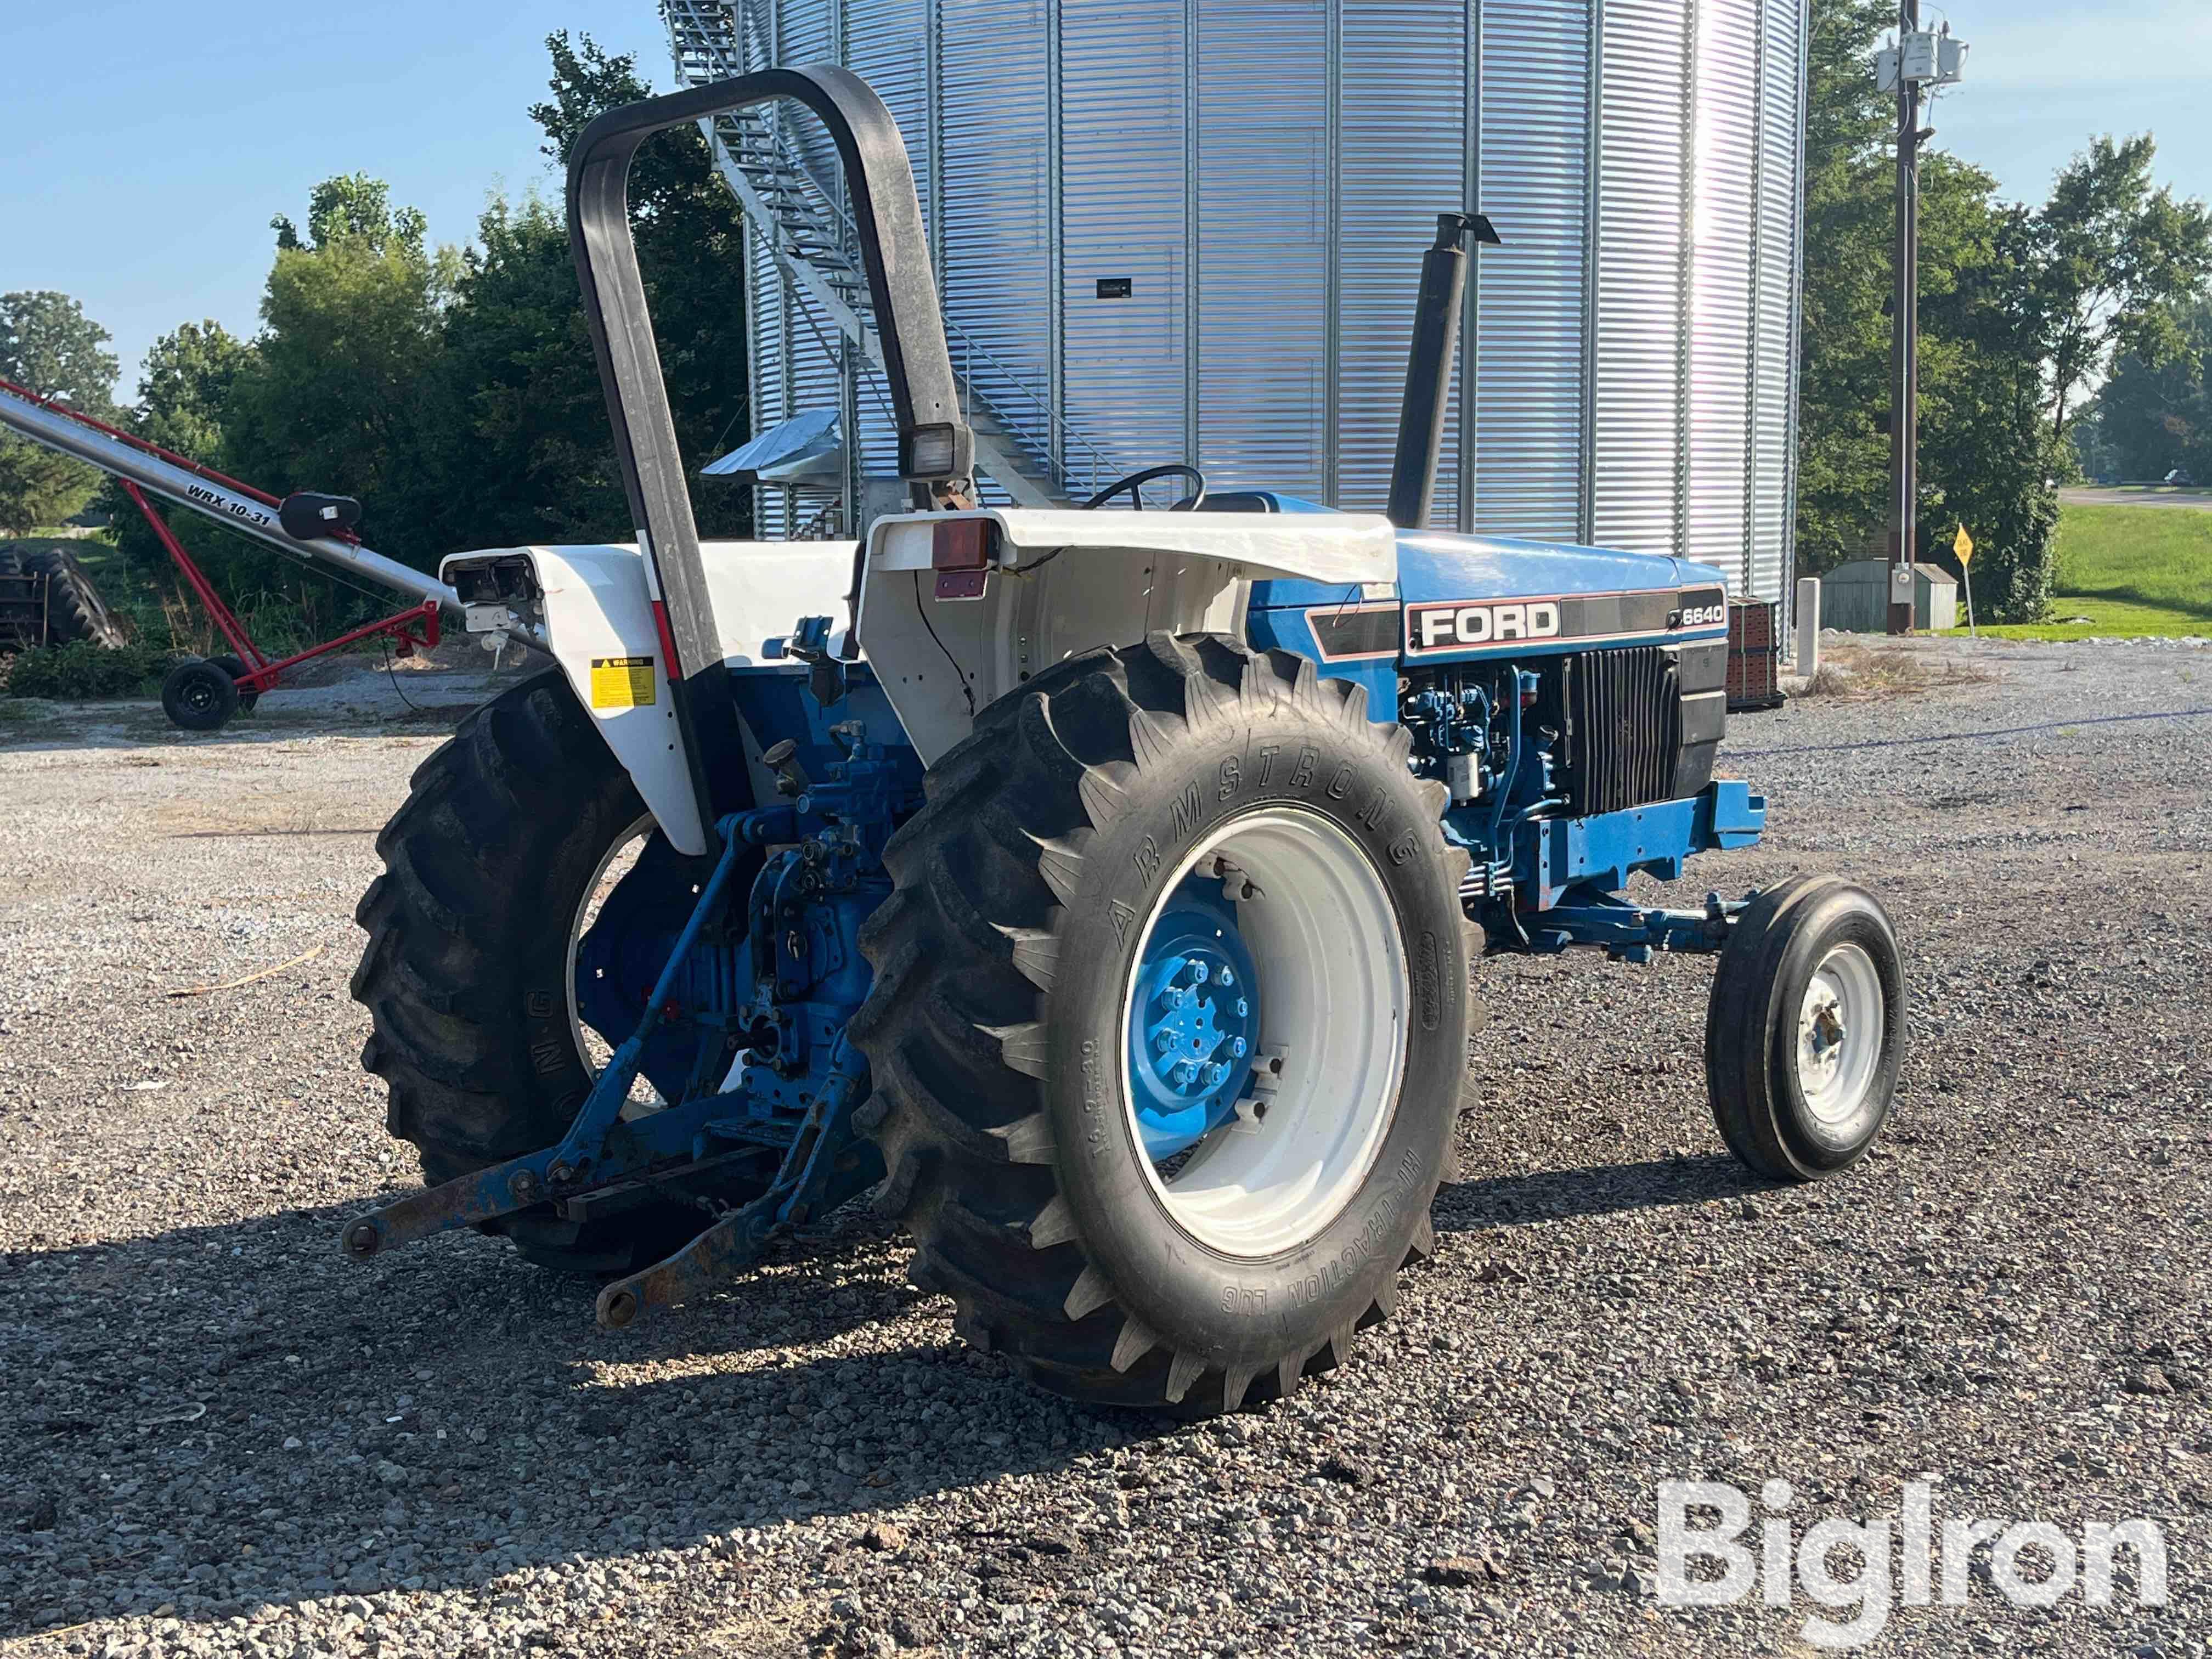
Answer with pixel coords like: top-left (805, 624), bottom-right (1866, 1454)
top-left (853, 634), bottom-right (1473, 1412)
top-left (1706, 876), bottom-right (1904, 1181)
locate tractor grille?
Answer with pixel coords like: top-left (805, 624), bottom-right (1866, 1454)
top-left (1561, 646), bottom-right (1681, 817)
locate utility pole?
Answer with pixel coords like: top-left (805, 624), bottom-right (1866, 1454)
top-left (1887, 0), bottom-right (1922, 635)
top-left (1875, 12), bottom-right (1968, 635)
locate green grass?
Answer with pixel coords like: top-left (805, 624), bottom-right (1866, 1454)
top-left (2055, 503), bottom-right (2212, 614)
top-left (1940, 501), bottom-right (2212, 639)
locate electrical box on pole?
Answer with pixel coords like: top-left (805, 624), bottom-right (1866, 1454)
top-left (1875, 28), bottom-right (1968, 92)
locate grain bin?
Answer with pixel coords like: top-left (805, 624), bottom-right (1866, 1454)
top-left (667, 0), bottom-right (1808, 606)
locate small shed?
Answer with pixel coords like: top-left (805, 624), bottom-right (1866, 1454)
top-left (1820, 560), bottom-right (1959, 633)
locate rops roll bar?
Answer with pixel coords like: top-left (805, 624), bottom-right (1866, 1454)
top-left (566, 66), bottom-right (974, 830)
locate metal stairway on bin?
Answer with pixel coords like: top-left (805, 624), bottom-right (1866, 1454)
top-left (664, 0), bottom-right (1118, 510)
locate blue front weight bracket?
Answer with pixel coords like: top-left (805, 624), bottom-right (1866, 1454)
top-left (338, 812), bottom-right (763, 1263)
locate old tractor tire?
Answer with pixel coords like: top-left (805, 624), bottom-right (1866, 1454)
top-left (161, 657), bottom-right (239, 731)
top-left (351, 669), bottom-right (736, 1277)
top-left (21, 544), bottom-right (126, 648)
top-left (1706, 876), bottom-right (1904, 1181)
top-left (853, 633), bottom-right (1472, 1413)
top-left (205, 653), bottom-right (259, 713)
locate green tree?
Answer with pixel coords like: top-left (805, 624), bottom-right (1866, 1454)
top-left (0, 290), bottom-right (120, 530)
top-left (462, 27), bottom-right (747, 546)
top-left (421, 31), bottom-right (750, 553)
top-left (272, 173), bottom-right (431, 257)
top-left (1916, 195), bottom-right (2070, 620)
top-left (437, 194), bottom-right (627, 546)
top-left (2075, 296), bottom-right (2211, 481)
top-left (1794, 0), bottom-right (1909, 576)
top-left (102, 321), bottom-right (261, 596)
top-left (221, 177), bottom-right (460, 574)
top-left (2033, 136), bottom-right (2212, 442)
top-left (1795, 5), bottom-right (2212, 620)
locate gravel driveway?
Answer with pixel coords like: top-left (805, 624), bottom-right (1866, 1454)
top-left (2, 639), bottom-right (2208, 1659)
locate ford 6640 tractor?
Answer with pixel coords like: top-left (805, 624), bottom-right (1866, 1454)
top-left (342, 68), bottom-right (1904, 1412)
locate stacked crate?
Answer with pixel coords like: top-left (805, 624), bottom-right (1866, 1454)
top-left (1726, 599), bottom-right (1786, 712)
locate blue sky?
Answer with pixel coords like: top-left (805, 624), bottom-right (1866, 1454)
top-left (4, 1), bottom-right (2208, 394)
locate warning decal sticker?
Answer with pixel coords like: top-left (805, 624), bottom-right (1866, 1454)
top-left (590, 656), bottom-right (657, 709)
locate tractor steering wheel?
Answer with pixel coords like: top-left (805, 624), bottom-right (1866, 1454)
top-left (1082, 464), bottom-right (1207, 512)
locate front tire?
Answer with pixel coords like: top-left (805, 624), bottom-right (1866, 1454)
top-left (853, 634), bottom-right (1471, 1412)
top-left (1706, 877), bottom-right (1904, 1181)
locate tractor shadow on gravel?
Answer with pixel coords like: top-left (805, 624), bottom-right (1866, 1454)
top-left (1436, 1151), bottom-right (1768, 1232)
top-left (0, 1199), bottom-right (1138, 1635)
top-left (3, 1155), bottom-right (1773, 1634)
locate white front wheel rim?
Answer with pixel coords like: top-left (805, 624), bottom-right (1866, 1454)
top-left (1119, 809), bottom-right (1409, 1259)
top-left (1796, 941), bottom-right (1883, 1126)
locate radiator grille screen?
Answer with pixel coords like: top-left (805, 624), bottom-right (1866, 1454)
top-left (1564, 646), bottom-right (1681, 816)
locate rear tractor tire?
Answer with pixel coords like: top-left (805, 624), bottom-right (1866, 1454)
top-left (1706, 876), bottom-right (1904, 1181)
top-left (351, 670), bottom-right (742, 1276)
top-left (853, 633), bottom-right (1474, 1413)
top-left (21, 544), bottom-right (126, 649)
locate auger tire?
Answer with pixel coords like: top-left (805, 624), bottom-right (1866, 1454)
top-left (207, 653), bottom-right (259, 713)
top-left (854, 633), bottom-right (1472, 1413)
top-left (161, 657), bottom-right (238, 731)
top-left (352, 670), bottom-right (730, 1276)
top-left (21, 544), bottom-right (126, 648)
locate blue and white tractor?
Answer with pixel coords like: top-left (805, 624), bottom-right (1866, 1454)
top-left (344, 69), bottom-right (1903, 1412)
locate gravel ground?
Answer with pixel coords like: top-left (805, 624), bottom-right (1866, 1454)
top-left (2, 636), bottom-right (2208, 1659)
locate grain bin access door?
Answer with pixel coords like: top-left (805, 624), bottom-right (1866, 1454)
top-left (564, 65), bottom-right (974, 830)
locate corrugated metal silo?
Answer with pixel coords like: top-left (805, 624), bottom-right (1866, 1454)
top-left (667, 0), bottom-right (1808, 605)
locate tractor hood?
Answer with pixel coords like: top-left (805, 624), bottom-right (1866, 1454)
top-left (1249, 528), bottom-right (1731, 667)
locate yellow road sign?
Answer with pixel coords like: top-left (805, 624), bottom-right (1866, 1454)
top-left (1953, 523), bottom-right (1973, 565)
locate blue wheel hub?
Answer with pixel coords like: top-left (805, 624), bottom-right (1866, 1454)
top-left (1126, 874), bottom-right (1262, 1161)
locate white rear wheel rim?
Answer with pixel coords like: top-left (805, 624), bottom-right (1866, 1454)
top-left (1119, 809), bottom-right (1408, 1258)
top-left (1796, 941), bottom-right (1883, 1126)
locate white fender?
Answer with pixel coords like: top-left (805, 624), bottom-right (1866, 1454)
top-left (857, 508), bottom-right (1400, 765)
top-left (441, 541), bottom-right (857, 855)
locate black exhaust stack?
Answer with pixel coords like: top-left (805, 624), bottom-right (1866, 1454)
top-left (1387, 211), bottom-right (1499, 531)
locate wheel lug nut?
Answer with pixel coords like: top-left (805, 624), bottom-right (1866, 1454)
top-left (1229, 1036), bottom-right (1247, 1058)
top-left (1234, 998), bottom-right (1249, 1018)
top-left (1202, 1062), bottom-right (1227, 1087)
top-left (1217, 967), bottom-right (1234, 987)
top-left (1189, 962), bottom-right (1211, 984)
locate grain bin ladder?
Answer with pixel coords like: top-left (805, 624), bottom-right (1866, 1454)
top-left (663, 0), bottom-right (1121, 509)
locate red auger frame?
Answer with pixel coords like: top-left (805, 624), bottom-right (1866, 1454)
top-left (0, 375), bottom-right (458, 730)
top-left (114, 477), bottom-right (441, 707)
